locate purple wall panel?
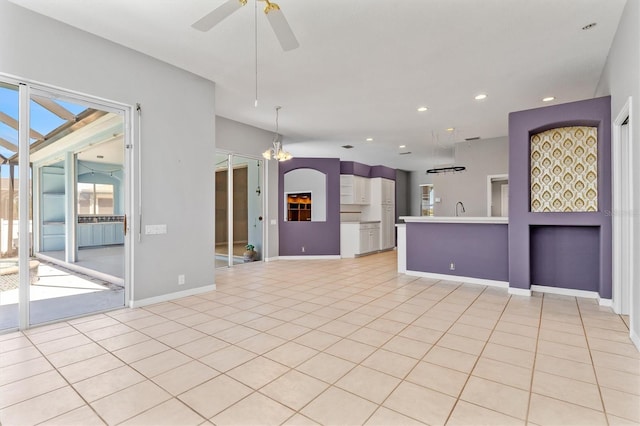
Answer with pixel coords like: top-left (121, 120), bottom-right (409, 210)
top-left (370, 165), bottom-right (397, 180)
top-left (530, 226), bottom-right (600, 291)
top-left (279, 158), bottom-right (341, 256)
top-left (508, 96), bottom-right (612, 298)
top-left (406, 223), bottom-right (509, 282)
top-left (340, 161), bottom-right (371, 177)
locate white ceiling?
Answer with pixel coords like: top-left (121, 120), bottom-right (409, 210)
top-left (10, 0), bottom-right (626, 171)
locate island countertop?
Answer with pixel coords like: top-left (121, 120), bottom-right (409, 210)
top-left (400, 216), bottom-right (508, 224)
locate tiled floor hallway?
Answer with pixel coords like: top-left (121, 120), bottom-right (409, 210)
top-left (0, 251), bottom-right (639, 425)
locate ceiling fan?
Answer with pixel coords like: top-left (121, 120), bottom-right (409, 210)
top-left (192, 0), bottom-right (299, 51)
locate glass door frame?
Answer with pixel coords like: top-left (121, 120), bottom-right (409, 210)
top-left (2, 73), bottom-right (133, 330)
top-left (216, 150), bottom-right (265, 268)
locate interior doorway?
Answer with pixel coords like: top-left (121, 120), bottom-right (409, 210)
top-left (215, 153), bottom-right (264, 268)
top-left (612, 98), bottom-right (634, 323)
top-left (487, 174), bottom-right (509, 217)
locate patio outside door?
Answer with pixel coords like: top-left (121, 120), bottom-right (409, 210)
top-left (0, 78), bottom-right (130, 330)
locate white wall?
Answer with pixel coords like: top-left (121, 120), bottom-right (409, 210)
top-left (595, 0), bottom-right (640, 348)
top-left (216, 116), bottom-right (279, 260)
top-left (432, 137), bottom-right (509, 217)
top-left (0, 0), bottom-right (216, 302)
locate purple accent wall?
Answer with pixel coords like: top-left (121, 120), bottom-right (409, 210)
top-left (279, 158), bottom-right (341, 256)
top-left (530, 226), bottom-right (600, 291)
top-left (340, 162), bottom-right (397, 180)
top-left (406, 223), bottom-right (509, 282)
top-left (340, 161), bottom-right (371, 177)
top-left (508, 96), bottom-right (612, 298)
top-left (370, 165), bottom-right (397, 180)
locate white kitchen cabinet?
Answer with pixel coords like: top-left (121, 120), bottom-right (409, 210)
top-left (381, 178), bottom-right (395, 205)
top-left (362, 178), bottom-right (395, 250)
top-left (341, 222), bottom-right (380, 258)
top-left (380, 204), bottom-right (395, 250)
top-left (340, 175), bottom-right (370, 205)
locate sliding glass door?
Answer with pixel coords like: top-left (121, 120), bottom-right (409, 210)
top-left (0, 78), bottom-right (130, 330)
top-left (215, 152), bottom-right (264, 268)
top-left (0, 82), bottom-right (21, 331)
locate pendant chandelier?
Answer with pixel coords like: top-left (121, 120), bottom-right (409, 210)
top-left (262, 106), bottom-right (293, 161)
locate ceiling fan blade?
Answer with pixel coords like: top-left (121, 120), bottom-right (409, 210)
top-left (192, 0), bottom-right (246, 32)
top-left (264, 5), bottom-right (299, 51)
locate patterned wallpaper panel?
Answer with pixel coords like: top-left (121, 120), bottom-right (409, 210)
top-left (530, 126), bottom-right (598, 212)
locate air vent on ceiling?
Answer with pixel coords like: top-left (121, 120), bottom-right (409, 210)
top-left (342, 145), bottom-right (354, 149)
top-left (399, 151), bottom-right (412, 155)
top-left (465, 136), bottom-right (480, 141)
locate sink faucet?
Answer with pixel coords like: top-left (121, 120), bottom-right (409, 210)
top-left (455, 201), bottom-right (466, 216)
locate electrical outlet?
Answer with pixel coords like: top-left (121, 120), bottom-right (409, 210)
top-left (301, 246), bottom-right (305, 253)
top-left (178, 274), bottom-right (185, 285)
top-left (449, 262), bottom-right (455, 271)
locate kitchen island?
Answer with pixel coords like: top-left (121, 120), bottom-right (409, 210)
top-left (397, 216), bottom-right (509, 287)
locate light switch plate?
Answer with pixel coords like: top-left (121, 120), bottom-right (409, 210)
top-left (145, 224), bottom-right (167, 235)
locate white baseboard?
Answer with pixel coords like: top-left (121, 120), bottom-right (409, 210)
top-left (129, 284), bottom-right (216, 308)
top-left (264, 257), bottom-right (279, 262)
top-left (598, 298), bottom-right (613, 307)
top-left (508, 287), bottom-right (532, 297)
top-left (278, 255), bottom-right (341, 260)
top-left (530, 285), bottom-right (601, 300)
top-left (405, 270), bottom-right (509, 288)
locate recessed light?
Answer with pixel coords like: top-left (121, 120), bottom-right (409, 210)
top-left (474, 93), bottom-right (488, 101)
top-left (399, 145), bottom-right (406, 149)
top-left (342, 145), bottom-right (354, 149)
top-left (417, 106), bottom-right (428, 112)
top-left (365, 137), bottom-right (373, 142)
top-left (582, 22), bottom-right (597, 30)
top-left (542, 96), bottom-right (555, 102)
top-left (446, 127), bottom-right (455, 132)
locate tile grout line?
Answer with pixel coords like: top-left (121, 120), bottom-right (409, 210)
top-left (523, 291), bottom-right (545, 425)
top-left (65, 309), bottom-right (212, 425)
top-left (576, 296), bottom-right (611, 426)
top-left (360, 282), bottom-right (496, 425)
top-left (19, 324), bottom-right (110, 425)
top-left (440, 286), bottom-right (519, 425)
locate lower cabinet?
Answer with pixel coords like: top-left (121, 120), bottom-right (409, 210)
top-left (380, 204), bottom-right (395, 250)
top-left (78, 222), bottom-right (125, 247)
top-left (341, 222), bottom-right (381, 258)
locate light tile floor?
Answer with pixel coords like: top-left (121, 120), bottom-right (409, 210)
top-left (1, 251), bottom-right (639, 425)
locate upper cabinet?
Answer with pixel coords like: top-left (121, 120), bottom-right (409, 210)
top-left (368, 177), bottom-right (395, 205)
top-left (381, 178), bottom-right (395, 205)
top-left (340, 175), bottom-right (370, 205)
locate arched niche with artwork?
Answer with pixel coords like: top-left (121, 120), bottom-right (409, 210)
top-left (283, 168), bottom-right (327, 222)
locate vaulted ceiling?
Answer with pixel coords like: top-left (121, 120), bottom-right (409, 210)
top-left (8, 0), bottom-right (627, 171)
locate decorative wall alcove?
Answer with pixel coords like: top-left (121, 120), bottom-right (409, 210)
top-left (530, 126), bottom-right (598, 212)
top-left (509, 96), bottom-right (612, 298)
top-left (278, 158), bottom-right (340, 256)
